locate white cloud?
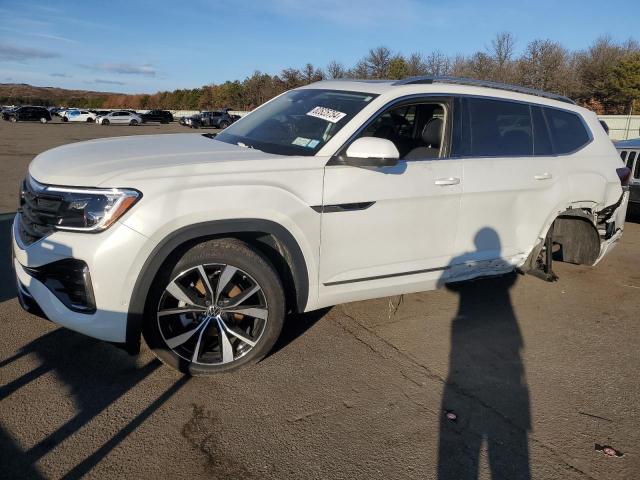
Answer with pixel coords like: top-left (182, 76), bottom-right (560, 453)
top-left (0, 43), bottom-right (59, 61)
top-left (81, 63), bottom-right (157, 77)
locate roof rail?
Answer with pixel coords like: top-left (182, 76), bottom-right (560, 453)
top-left (392, 76), bottom-right (575, 104)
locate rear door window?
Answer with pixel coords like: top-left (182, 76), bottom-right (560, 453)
top-left (453, 97), bottom-right (533, 157)
top-left (543, 107), bottom-right (591, 154)
top-left (627, 151), bottom-right (637, 170)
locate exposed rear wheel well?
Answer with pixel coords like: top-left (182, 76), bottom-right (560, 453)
top-left (551, 211), bottom-right (601, 265)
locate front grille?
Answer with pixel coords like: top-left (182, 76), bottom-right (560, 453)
top-left (18, 177), bottom-right (63, 245)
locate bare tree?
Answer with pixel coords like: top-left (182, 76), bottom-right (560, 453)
top-left (517, 39), bottom-right (568, 92)
top-left (280, 68), bottom-right (302, 89)
top-left (406, 52), bottom-right (427, 76)
top-left (491, 32), bottom-right (516, 68)
top-left (490, 32), bottom-right (516, 82)
top-left (301, 63), bottom-right (324, 84)
top-left (424, 51), bottom-right (451, 76)
top-left (348, 59), bottom-right (371, 79)
top-left (365, 46), bottom-right (393, 78)
top-left (326, 60), bottom-right (346, 79)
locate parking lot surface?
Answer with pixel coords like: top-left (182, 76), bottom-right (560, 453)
top-left (0, 122), bottom-right (639, 479)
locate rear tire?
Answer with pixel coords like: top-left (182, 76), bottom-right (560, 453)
top-left (40, 117), bottom-right (48, 124)
top-left (143, 238), bottom-right (285, 375)
top-left (102, 119), bottom-right (110, 125)
top-left (130, 119), bottom-right (138, 126)
top-left (61, 116), bottom-right (68, 122)
top-left (219, 121), bottom-right (229, 129)
top-left (10, 116), bottom-right (17, 123)
top-left (86, 117), bottom-right (94, 123)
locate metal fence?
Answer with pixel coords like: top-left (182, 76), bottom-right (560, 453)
top-left (598, 115), bottom-right (640, 141)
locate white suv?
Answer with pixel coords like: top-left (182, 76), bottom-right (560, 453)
top-left (13, 77), bottom-right (629, 374)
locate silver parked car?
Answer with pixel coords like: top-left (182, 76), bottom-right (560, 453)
top-left (96, 110), bottom-right (142, 126)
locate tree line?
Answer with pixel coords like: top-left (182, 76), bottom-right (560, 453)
top-left (5, 33), bottom-right (639, 114)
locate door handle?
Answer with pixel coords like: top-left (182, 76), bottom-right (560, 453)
top-left (434, 177), bottom-right (460, 186)
top-left (534, 173), bottom-right (552, 180)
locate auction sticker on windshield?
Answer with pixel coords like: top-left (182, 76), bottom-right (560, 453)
top-left (306, 106), bottom-right (347, 123)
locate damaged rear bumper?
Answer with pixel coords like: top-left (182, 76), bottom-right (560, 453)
top-left (594, 190), bottom-right (629, 265)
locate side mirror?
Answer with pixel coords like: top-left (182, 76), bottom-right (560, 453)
top-left (344, 137), bottom-right (400, 167)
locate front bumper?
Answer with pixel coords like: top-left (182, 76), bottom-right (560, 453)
top-left (12, 214), bottom-right (149, 343)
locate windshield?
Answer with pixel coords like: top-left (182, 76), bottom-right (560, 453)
top-left (214, 89), bottom-right (377, 156)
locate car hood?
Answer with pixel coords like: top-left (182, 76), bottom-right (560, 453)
top-left (28, 133), bottom-right (288, 186)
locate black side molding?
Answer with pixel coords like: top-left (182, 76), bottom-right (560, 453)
top-left (311, 202), bottom-right (375, 213)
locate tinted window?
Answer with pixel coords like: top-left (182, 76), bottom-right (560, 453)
top-left (544, 107), bottom-right (590, 154)
top-left (461, 98), bottom-right (533, 157)
top-left (634, 152), bottom-right (640, 179)
top-left (620, 151), bottom-right (628, 161)
top-left (627, 151), bottom-right (637, 169)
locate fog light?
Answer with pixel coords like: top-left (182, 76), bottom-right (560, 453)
top-left (25, 259), bottom-right (96, 313)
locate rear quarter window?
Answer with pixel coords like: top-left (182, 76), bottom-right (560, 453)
top-left (544, 108), bottom-right (591, 154)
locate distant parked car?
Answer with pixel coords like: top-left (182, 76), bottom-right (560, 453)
top-left (140, 109), bottom-right (173, 124)
top-left (96, 110), bottom-right (142, 126)
top-left (189, 110), bottom-right (235, 129)
top-left (90, 110), bottom-right (111, 117)
top-left (2, 106), bottom-right (51, 123)
top-left (62, 109), bottom-right (97, 123)
top-left (616, 138), bottom-right (640, 214)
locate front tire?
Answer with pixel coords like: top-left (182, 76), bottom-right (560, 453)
top-left (61, 116), bottom-right (68, 122)
top-left (143, 238), bottom-right (285, 375)
top-left (102, 119), bottom-right (110, 125)
top-left (219, 121), bottom-right (229, 129)
top-left (130, 119), bottom-right (139, 126)
top-left (10, 116), bottom-right (17, 123)
top-left (40, 117), bottom-right (48, 124)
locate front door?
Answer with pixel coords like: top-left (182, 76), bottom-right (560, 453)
top-left (318, 98), bottom-right (463, 304)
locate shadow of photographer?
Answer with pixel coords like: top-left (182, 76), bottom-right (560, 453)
top-left (437, 228), bottom-right (531, 480)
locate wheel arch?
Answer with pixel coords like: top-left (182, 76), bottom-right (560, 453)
top-left (524, 204), bottom-right (601, 272)
top-left (125, 219), bottom-right (309, 353)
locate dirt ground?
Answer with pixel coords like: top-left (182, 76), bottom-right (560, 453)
top-left (0, 120), bottom-right (638, 479)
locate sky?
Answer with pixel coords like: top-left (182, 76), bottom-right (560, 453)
top-left (0, 0), bottom-right (639, 94)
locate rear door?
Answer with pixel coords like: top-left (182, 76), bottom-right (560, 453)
top-left (453, 97), bottom-right (567, 268)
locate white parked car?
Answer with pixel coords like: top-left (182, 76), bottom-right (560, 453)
top-left (13, 77), bottom-right (629, 375)
top-left (61, 109), bottom-right (97, 123)
top-left (96, 110), bottom-right (142, 126)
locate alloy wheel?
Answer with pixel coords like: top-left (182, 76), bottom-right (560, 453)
top-left (156, 263), bottom-right (268, 365)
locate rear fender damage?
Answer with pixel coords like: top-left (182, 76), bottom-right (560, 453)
top-left (528, 191), bottom-right (629, 274)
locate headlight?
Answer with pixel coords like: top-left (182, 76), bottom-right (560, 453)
top-left (24, 176), bottom-right (141, 232)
